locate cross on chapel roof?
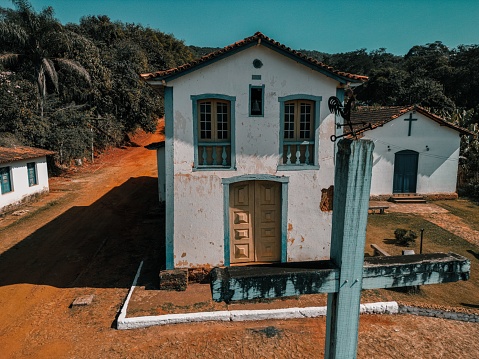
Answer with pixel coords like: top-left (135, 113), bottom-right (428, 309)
top-left (348, 105), bottom-right (474, 136)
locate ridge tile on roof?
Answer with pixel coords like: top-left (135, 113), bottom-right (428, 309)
top-left (141, 32), bottom-right (368, 83)
top-left (349, 105), bottom-right (474, 136)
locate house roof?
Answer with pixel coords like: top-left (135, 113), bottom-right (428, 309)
top-left (349, 105), bottom-right (475, 136)
top-left (141, 32), bottom-right (368, 85)
top-left (0, 146), bottom-right (55, 164)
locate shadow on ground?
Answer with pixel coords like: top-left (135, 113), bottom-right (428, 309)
top-left (0, 176), bottom-right (165, 289)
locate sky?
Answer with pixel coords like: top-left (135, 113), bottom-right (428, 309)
top-left (1, 0), bottom-right (478, 55)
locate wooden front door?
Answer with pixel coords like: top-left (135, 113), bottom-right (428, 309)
top-left (229, 181), bottom-right (281, 264)
top-left (393, 150), bottom-right (419, 193)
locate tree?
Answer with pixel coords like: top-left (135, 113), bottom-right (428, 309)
top-left (0, 0), bottom-right (90, 117)
top-left (0, 71), bottom-right (49, 146)
top-left (449, 45), bottom-right (479, 112)
top-left (357, 67), bottom-right (409, 105)
top-left (69, 15), bottom-right (194, 134)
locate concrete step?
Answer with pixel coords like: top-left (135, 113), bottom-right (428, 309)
top-left (389, 195), bottom-right (426, 203)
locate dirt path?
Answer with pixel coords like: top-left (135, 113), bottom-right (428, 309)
top-left (0, 129), bottom-right (164, 358)
top-left (420, 213), bottom-right (479, 247)
top-left (0, 137), bottom-right (478, 358)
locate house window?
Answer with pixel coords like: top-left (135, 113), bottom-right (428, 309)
top-left (27, 162), bottom-right (38, 186)
top-left (278, 95), bottom-right (322, 168)
top-left (192, 94), bottom-right (236, 169)
top-left (249, 85), bottom-right (264, 117)
top-left (0, 166), bottom-right (12, 194)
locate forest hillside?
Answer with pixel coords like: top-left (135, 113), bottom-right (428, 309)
top-left (2, 1), bottom-right (479, 195)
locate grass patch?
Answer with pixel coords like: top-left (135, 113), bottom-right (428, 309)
top-left (366, 212), bottom-right (476, 255)
top-left (365, 207), bottom-right (479, 312)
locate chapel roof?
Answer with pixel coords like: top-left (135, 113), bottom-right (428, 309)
top-left (349, 105), bottom-right (474, 136)
top-left (0, 146), bottom-right (55, 164)
top-left (141, 32), bottom-right (368, 84)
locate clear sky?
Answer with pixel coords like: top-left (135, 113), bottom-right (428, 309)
top-left (2, 0), bottom-right (478, 55)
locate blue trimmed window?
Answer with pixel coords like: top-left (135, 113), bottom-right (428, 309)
top-left (192, 94), bottom-right (236, 170)
top-left (27, 162), bottom-right (37, 186)
top-left (0, 166), bottom-right (12, 194)
top-left (278, 95), bottom-right (322, 169)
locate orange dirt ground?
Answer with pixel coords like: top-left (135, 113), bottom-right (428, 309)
top-left (0, 127), bottom-right (478, 358)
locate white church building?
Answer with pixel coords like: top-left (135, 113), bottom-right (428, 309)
top-left (142, 32), bottom-right (367, 269)
top-left (351, 106), bottom-right (473, 198)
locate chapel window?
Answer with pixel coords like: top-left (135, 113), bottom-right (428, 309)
top-left (282, 99), bottom-right (315, 165)
top-left (196, 98), bottom-right (233, 168)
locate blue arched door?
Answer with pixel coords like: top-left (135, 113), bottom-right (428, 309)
top-left (393, 150), bottom-right (418, 193)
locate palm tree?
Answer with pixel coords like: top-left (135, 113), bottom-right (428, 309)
top-left (0, 0), bottom-right (90, 117)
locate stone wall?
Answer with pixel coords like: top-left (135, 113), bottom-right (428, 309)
top-left (399, 305), bottom-right (479, 323)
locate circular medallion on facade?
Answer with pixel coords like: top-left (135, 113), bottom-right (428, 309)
top-left (253, 59), bottom-right (263, 68)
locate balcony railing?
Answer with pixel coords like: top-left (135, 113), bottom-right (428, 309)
top-left (198, 142), bottom-right (231, 167)
top-left (283, 141), bottom-right (314, 165)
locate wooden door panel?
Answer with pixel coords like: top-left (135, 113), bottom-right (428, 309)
top-left (234, 211), bottom-right (249, 224)
top-left (233, 244), bottom-right (251, 260)
top-left (256, 242), bottom-right (277, 261)
top-left (260, 209), bottom-right (276, 223)
top-left (230, 182), bottom-right (254, 263)
top-left (235, 185), bottom-right (250, 206)
top-left (230, 181), bottom-right (281, 264)
top-left (254, 181), bottom-right (281, 262)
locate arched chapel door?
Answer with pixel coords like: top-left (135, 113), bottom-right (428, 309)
top-left (393, 150), bottom-right (418, 193)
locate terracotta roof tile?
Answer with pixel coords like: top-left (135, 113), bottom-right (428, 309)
top-left (349, 105), bottom-right (474, 136)
top-left (141, 32), bottom-right (368, 83)
top-left (0, 146), bottom-right (55, 164)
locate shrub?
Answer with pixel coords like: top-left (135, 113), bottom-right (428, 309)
top-left (394, 228), bottom-right (417, 246)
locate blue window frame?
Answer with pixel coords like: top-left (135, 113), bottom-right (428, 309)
top-left (278, 95), bottom-right (322, 170)
top-left (0, 166), bottom-right (12, 194)
top-left (27, 162), bottom-right (37, 186)
top-left (249, 84), bottom-right (264, 117)
top-left (191, 94), bottom-right (236, 170)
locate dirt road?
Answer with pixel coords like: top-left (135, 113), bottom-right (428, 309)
top-left (0, 129), bottom-right (478, 358)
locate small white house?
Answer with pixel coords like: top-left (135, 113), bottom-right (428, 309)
top-left (142, 32), bottom-right (367, 269)
top-left (351, 106), bottom-right (473, 198)
top-left (0, 146), bottom-right (55, 213)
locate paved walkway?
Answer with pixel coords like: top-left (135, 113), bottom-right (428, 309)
top-left (369, 201), bottom-right (448, 214)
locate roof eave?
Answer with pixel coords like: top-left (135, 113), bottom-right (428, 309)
top-left (354, 106), bottom-right (475, 137)
top-left (414, 107), bottom-right (475, 136)
top-left (143, 42), bottom-right (257, 85)
top-left (141, 35), bottom-right (368, 85)
top-left (258, 41), bottom-right (367, 84)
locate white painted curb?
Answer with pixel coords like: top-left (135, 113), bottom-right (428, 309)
top-left (116, 262), bottom-right (399, 330)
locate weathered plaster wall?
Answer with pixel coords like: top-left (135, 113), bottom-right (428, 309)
top-left (0, 157), bottom-right (50, 212)
top-left (168, 45), bottom-right (338, 268)
top-left (362, 112), bottom-right (461, 195)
